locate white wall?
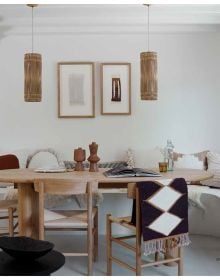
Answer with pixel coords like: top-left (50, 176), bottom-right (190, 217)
top-left (1, 30), bottom-right (220, 233)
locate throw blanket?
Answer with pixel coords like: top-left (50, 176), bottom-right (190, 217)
top-left (132, 178), bottom-right (190, 255)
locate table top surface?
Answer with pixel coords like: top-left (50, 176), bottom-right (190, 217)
top-left (0, 168), bottom-right (213, 185)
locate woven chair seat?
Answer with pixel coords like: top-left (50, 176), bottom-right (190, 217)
top-left (44, 208), bottom-right (97, 228)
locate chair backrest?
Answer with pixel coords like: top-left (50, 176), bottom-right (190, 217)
top-left (127, 182), bottom-right (136, 199)
top-left (0, 154), bottom-right (20, 170)
top-left (34, 179), bottom-right (98, 195)
top-left (127, 179), bottom-right (190, 261)
top-left (129, 179), bottom-right (189, 237)
top-left (127, 179), bottom-right (179, 199)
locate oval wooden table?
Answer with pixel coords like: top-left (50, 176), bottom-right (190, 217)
top-left (0, 168), bottom-right (213, 239)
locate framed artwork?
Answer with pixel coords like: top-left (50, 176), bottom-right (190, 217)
top-left (58, 62), bottom-right (95, 118)
top-left (101, 62), bottom-right (131, 115)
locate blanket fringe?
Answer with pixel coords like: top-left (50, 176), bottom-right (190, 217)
top-left (144, 233), bottom-right (190, 256)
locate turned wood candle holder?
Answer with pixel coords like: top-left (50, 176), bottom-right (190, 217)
top-left (74, 148), bottom-right (86, 171)
top-left (87, 142), bottom-right (100, 172)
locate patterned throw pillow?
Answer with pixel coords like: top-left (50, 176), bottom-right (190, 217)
top-left (64, 160), bottom-right (127, 170)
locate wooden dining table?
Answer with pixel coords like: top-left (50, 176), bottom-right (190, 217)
top-left (0, 168), bottom-right (213, 239)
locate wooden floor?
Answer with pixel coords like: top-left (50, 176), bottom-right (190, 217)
top-left (43, 234), bottom-right (220, 276)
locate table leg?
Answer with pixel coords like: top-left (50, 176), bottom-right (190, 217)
top-left (18, 183), bottom-right (40, 239)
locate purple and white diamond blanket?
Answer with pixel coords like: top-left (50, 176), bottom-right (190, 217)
top-left (137, 178), bottom-right (190, 255)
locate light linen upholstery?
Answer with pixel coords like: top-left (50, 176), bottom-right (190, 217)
top-left (201, 152), bottom-right (220, 188)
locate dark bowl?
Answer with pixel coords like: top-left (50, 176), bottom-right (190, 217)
top-left (0, 236), bottom-right (54, 261)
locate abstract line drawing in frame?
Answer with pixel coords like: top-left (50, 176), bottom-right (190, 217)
top-left (58, 62), bottom-right (95, 118)
top-left (101, 62), bottom-right (131, 115)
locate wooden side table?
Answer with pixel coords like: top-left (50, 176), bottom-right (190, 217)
top-left (0, 250), bottom-right (65, 276)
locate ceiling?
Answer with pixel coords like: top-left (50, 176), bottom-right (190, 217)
top-left (0, 4), bottom-right (220, 35)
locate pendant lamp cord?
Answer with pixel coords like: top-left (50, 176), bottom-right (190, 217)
top-left (147, 4), bottom-right (150, 52)
top-left (31, 6), bottom-right (34, 53)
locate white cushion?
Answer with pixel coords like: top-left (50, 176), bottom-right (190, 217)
top-left (188, 184), bottom-right (220, 204)
top-left (206, 151), bottom-right (220, 170)
top-left (27, 151), bottom-right (60, 169)
top-left (174, 154), bottom-right (203, 170)
top-left (201, 151), bottom-right (220, 188)
top-left (188, 184), bottom-right (220, 237)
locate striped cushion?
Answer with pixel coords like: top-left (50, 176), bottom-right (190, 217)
top-left (64, 160), bottom-right (127, 170)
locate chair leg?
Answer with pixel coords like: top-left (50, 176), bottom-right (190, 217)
top-left (8, 207), bottom-right (14, 237)
top-left (136, 230), bottom-right (141, 276)
top-left (106, 214), bottom-right (112, 276)
top-left (154, 252), bottom-right (160, 266)
top-left (178, 247), bottom-right (183, 276)
top-left (136, 189), bottom-right (142, 276)
top-left (88, 226), bottom-right (93, 275)
top-left (94, 208), bottom-right (98, 262)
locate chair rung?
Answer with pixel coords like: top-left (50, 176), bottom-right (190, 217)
top-left (46, 228), bottom-right (87, 231)
top-left (0, 215), bottom-right (18, 219)
top-left (64, 253), bottom-right (88, 257)
top-left (115, 235), bottom-right (136, 240)
top-left (99, 188), bottom-right (127, 194)
top-left (110, 256), bottom-right (136, 272)
top-left (141, 257), bottom-right (180, 268)
top-left (111, 237), bottom-right (136, 252)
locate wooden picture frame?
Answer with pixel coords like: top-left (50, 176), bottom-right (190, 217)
top-left (101, 63), bottom-right (131, 115)
top-left (58, 62), bottom-right (95, 118)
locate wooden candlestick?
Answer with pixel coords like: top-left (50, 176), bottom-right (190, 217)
top-left (74, 148), bottom-right (86, 171)
top-left (87, 142), bottom-right (100, 172)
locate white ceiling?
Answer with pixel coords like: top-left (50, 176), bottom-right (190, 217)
top-left (0, 4), bottom-right (220, 35)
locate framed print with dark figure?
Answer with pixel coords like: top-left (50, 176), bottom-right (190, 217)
top-left (101, 63), bottom-right (131, 115)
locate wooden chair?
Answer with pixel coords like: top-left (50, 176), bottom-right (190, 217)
top-left (106, 182), bottom-right (184, 276)
top-left (34, 179), bottom-right (99, 276)
top-left (0, 154), bottom-right (19, 236)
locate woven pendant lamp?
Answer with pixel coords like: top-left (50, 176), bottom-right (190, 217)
top-left (140, 5), bottom-right (158, 100)
top-left (24, 4), bottom-right (42, 102)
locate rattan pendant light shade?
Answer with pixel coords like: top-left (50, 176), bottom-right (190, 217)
top-left (140, 5), bottom-right (158, 100)
top-left (24, 4), bottom-right (42, 102)
top-left (24, 53), bottom-right (42, 102)
top-left (140, 51), bottom-right (157, 100)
